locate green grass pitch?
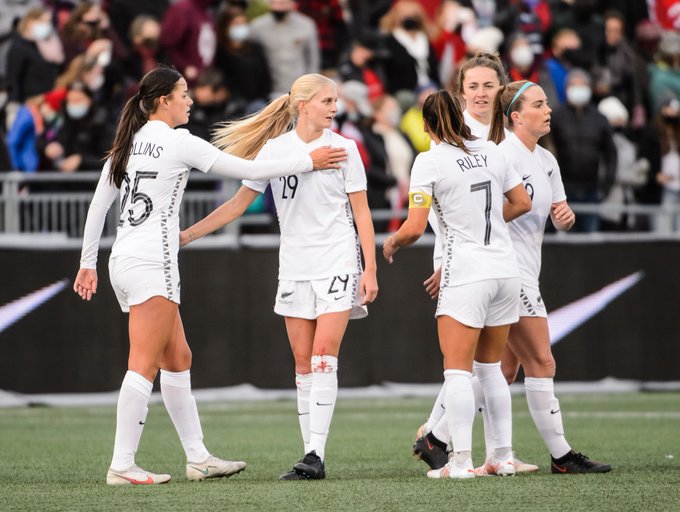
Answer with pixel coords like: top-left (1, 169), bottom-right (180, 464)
top-left (1, 392), bottom-right (678, 511)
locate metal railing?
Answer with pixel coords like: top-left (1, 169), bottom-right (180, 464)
top-left (2, 171), bottom-right (680, 245)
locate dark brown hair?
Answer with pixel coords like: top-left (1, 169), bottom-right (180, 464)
top-left (422, 90), bottom-right (475, 154)
top-left (106, 65), bottom-right (182, 188)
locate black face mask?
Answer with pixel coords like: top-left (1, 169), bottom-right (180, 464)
top-left (401, 17), bottom-right (422, 31)
top-left (271, 10), bottom-right (288, 22)
top-left (140, 38), bottom-right (159, 51)
top-left (663, 115), bottom-right (680, 126)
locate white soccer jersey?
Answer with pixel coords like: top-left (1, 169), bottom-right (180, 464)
top-left (430, 111), bottom-right (510, 269)
top-left (80, 120), bottom-right (313, 269)
top-left (410, 138), bottom-right (521, 287)
top-left (500, 132), bottom-right (566, 283)
top-left (243, 129), bottom-right (367, 280)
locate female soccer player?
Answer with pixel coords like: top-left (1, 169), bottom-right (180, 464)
top-left (73, 66), bottom-right (345, 485)
top-left (180, 73), bottom-right (378, 480)
top-left (384, 90), bottom-right (531, 478)
top-left (486, 80), bottom-right (612, 474)
top-left (414, 52), bottom-right (539, 475)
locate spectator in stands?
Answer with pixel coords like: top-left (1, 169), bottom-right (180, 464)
top-left (214, 8), bottom-right (272, 114)
top-left (160, 0), bottom-right (217, 86)
top-left (597, 96), bottom-right (651, 230)
top-left (337, 34), bottom-right (386, 101)
top-left (649, 31), bottom-right (680, 116)
top-left (379, 0), bottom-right (440, 104)
top-left (120, 15), bottom-right (166, 98)
top-left (550, 68), bottom-right (617, 232)
top-left (494, 0), bottom-right (551, 58)
top-left (297, 0), bottom-right (349, 70)
top-left (431, 1), bottom-right (476, 88)
top-left (249, 0), bottom-right (320, 97)
top-left (60, 2), bottom-right (126, 65)
top-left (506, 32), bottom-right (558, 107)
top-left (544, 28), bottom-right (590, 105)
top-left (185, 67), bottom-right (244, 142)
top-left (371, 93), bottom-right (415, 229)
top-left (655, 95), bottom-right (680, 231)
top-left (7, 88), bottom-right (65, 172)
top-left (400, 82), bottom-right (437, 153)
top-left (597, 10), bottom-right (647, 128)
top-left (43, 82), bottom-right (113, 174)
top-left (105, 0), bottom-right (170, 49)
top-left (6, 8), bottom-right (61, 105)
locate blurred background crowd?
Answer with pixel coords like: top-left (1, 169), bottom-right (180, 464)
top-left (1, 0), bottom-right (679, 233)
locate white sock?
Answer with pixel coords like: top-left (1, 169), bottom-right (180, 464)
top-left (443, 369), bottom-right (474, 453)
top-left (160, 369), bottom-right (210, 463)
top-left (471, 374), bottom-right (495, 459)
top-left (424, 383), bottom-right (447, 434)
top-left (307, 355), bottom-right (338, 461)
top-left (524, 377), bottom-right (571, 458)
top-left (110, 371), bottom-right (152, 471)
top-left (295, 372), bottom-right (313, 454)
top-left (474, 361), bottom-right (512, 455)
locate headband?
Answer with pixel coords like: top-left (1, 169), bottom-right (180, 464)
top-left (505, 81), bottom-right (536, 118)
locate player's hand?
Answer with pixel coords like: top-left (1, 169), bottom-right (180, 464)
top-left (382, 235), bottom-right (399, 264)
top-left (552, 203), bottom-right (575, 230)
top-left (73, 268), bottom-right (97, 301)
top-left (309, 145), bottom-right (347, 170)
top-left (179, 230), bottom-right (194, 247)
top-left (360, 269), bottom-right (378, 305)
top-left (423, 267), bottom-right (441, 300)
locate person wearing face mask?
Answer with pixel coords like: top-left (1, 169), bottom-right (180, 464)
top-left (43, 83), bottom-right (114, 177)
top-left (214, 9), bottom-right (272, 113)
top-left (121, 15), bottom-right (169, 93)
top-left (655, 96), bottom-right (680, 231)
top-left (6, 8), bottom-right (60, 105)
top-left (379, 0), bottom-right (440, 101)
top-left (249, 0), bottom-right (320, 97)
top-left (549, 68), bottom-right (617, 232)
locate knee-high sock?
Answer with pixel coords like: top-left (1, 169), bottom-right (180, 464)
top-left (443, 369), bottom-right (475, 453)
top-left (524, 377), bottom-right (571, 458)
top-left (425, 383), bottom-right (447, 434)
top-left (474, 361), bottom-right (512, 457)
top-left (295, 372), bottom-right (313, 454)
top-left (160, 369), bottom-right (210, 463)
top-left (307, 355), bottom-right (338, 461)
top-left (471, 374), bottom-right (496, 459)
top-left (110, 371), bottom-right (152, 471)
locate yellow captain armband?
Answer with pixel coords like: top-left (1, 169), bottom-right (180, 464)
top-left (408, 191), bottom-right (432, 208)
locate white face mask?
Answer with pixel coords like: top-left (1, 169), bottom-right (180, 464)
top-left (566, 85), bottom-right (592, 107)
top-left (335, 98), bottom-right (346, 117)
top-left (97, 50), bottom-right (112, 67)
top-left (386, 108), bottom-right (402, 127)
top-left (229, 25), bottom-right (249, 42)
top-left (66, 103), bottom-right (89, 119)
top-left (31, 22), bottom-right (52, 41)
top-left (510, 45), bottom-right (534, 68)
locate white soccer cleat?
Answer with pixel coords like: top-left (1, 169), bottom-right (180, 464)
top-left (474, 455), bottom-right (516, 477)
top-left (106, 465), bottom-right (171, 485)
top-left (186, 455), bottom-right (247, 481)
top-left (515, 456), bottom-right (539, 473)
top-left (427, 458), bottom-right (475, 479)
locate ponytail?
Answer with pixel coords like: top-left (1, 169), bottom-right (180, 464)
top-left (422, 90), bottom-right (475, 154)
top-left (105, 65), bottom-right (182, 188)
top-left (212, 94), bottom-right (294, 159)
top-left (213, 73), bottom-right (336, 160)
top-left (488, 85), bottom-right (508, 144)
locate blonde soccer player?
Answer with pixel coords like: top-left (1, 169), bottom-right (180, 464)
top-left (180, 73), bottom-right (378, 480)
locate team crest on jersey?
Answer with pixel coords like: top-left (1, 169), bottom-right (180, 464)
top-left (409, 192), bottom-right (432, 208)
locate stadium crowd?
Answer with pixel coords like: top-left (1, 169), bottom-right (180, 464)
top-left (1, 0), bottom-right (679, 233)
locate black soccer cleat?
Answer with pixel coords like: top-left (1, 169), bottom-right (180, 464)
top-left (551, 450), bottom-right (612, 474)
top-left (279, 469), bottom-right (305, 480)
top-left (292, 451), bottom-right (326, 480)
top-left (413, 433), bottom-right (449, 470)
